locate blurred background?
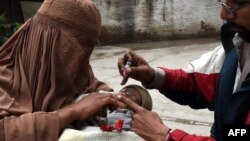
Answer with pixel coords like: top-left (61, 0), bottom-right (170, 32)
top-left (0, 0), bottom-right (222, 46)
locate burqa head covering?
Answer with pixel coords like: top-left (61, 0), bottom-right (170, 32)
top-left (0, 1), bottom-right (110, 140)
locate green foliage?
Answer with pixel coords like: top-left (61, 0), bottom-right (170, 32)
top-left (0, 13), bottom-right (22, 46)
top-left (0, 14), bottom-right (5, 22)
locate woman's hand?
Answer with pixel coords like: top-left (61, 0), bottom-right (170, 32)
top-left (57, 92), bottom-right (119, 130)
top-left (118, 50), bottom-right (155, 85)
top-left (73, 92), bottom-right (118, 120)
top-left (117, 94), bottom-right (170, 141)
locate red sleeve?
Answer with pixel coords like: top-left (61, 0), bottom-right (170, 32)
top-left (167, 129), bottom-right (215, 141)
top-left (245, 111), bottom-right (250, 125)
top-left (159, 68), bottom-right (219, 103)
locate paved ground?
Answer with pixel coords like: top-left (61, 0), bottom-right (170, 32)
top-left (90, 37), bottom-right (221, 136)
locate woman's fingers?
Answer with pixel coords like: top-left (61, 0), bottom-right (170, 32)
top-left (117, 94), bottom-right (144, 113)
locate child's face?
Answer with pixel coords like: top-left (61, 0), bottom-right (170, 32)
top-left (119, 87), bottom-right (142, 106)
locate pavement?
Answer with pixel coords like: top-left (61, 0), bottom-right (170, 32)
top-left (90, 37), bottom-right (221, 136)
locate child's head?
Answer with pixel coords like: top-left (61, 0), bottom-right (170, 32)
top-left (120, 85), bottom-right (152, 111)
top-left (74, 85), bottom-right (153, 130)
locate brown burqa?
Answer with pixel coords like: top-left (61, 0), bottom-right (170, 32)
top-left (0, 0), bottom-right (111, 140)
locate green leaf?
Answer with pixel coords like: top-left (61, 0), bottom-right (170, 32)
top-left (0, 13), bottom-right (6, 22)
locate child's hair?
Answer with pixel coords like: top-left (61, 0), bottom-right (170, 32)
top-left (123, 85), bottom-right (152, 111)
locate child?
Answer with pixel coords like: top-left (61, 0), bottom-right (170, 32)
top-left (107, 85), bottom-right (152, 130)
top-left (75, 85), bottom-right (152, 131)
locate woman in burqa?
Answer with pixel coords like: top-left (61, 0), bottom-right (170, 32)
top-left (0, 0), bottom-right (118, 140)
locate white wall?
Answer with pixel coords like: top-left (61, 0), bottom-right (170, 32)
top-left (94, 0), bottom-right (223, 44)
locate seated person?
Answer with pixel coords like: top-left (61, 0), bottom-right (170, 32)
top-left (75, 85), bottom-right (152, 131)
top-left (0, 0), bottom-right (118, 141)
